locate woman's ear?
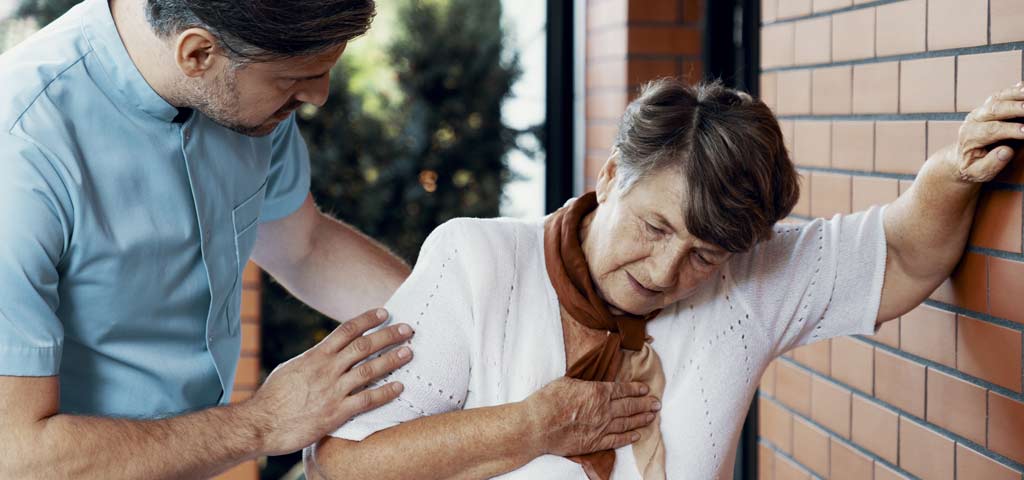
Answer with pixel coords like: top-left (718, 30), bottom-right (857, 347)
top-left (595, 150), bottom-right (620, 203)
top-left (174, 28), bottom-right (225, 78)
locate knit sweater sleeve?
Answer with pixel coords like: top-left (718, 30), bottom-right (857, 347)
top-left (329, 219), bottom-right (475, 441)
top-left (729, 206), bottom-right (888, 358)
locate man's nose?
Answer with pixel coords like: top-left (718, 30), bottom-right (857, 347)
top-left (294, 75), bottom-right (330, 107)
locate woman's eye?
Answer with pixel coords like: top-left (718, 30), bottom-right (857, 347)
top-left (645, 222), bottom-right (664, 235)
top-left (692, 252), bottom-right (713, 268)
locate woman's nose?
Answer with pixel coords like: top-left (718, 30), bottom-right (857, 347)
top-left (650, 248), bottom-right (685, 289)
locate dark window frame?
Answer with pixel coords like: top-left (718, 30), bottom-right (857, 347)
top-left (544, 0), bottom-right (575, 213)
top-left (704, 0), bottom-right (762, 478)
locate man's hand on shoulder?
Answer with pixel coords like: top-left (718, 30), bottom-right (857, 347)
top-left (242, 308), bottom-right (414, 456)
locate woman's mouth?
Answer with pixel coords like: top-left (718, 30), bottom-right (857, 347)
top-left (625, 272), bottom-right (660, 298)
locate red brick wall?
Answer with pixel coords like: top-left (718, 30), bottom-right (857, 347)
top-left (215, 262), bottom-right (263, 480)
top-left (584, 0), bottom-right (704, 189)
top-left (758, 1), bottom-right (1024, 478)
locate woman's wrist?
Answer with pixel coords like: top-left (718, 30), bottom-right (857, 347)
top-left (513, 399), bottom-right (554, 458)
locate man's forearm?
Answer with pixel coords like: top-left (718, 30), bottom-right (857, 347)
top-left (284, 214), bottom-right (411, 322)
top-left (309, 402), bottom-right (544, 480)
top-left (6, 402), bottom-right (264, 480)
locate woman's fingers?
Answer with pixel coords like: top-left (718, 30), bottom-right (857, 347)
top-left (609, 381), bottom-right (650, 400)
top-left (969, 99), bottom-right (1024, 123)
top-left (960, 120), bottom-right (1024, 150)
top-left (606, 412), bottom-right (657, 435)
top-left (609, 394), bottom-right (661, 419)
top-left (598, 431), bottom-right (643, 452)
top-left (958, 144), bottom-right (1015, 183)
top-left (992, 82), bottom-right (1024, 102)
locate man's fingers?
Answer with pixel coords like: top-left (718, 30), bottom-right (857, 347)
top-left (338, 382), bottom-right (405, 418)
top-left (607, 412), bottom-right (657, 434)
top-left (969, 99), bottom-right (1024, 123)
top-left (335, 322), bottom-right (414, 372)
top-left (598, 431), bottom-right (642, 451)
top-left (320, 309), bottom-right (390, 353)
top-left (339, 346), bottom-right (413, 392)
top-left (609, 381), bottom-right (649, 400)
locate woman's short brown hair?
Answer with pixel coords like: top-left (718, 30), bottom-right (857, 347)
top-left (614, 78), bottom-right (800, 253)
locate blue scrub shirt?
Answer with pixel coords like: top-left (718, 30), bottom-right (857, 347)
top-left (0, 0), bottom-right (310, 417)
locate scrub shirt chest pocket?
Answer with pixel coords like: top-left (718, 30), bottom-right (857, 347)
top-left (228, 179), bottom-right (268, 333)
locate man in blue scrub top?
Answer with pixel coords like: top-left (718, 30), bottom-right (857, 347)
top-left (0, 0), bottom-right (418, 476)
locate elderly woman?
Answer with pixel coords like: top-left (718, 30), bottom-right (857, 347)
top-left (306, 78), bottom-right (1023, 479)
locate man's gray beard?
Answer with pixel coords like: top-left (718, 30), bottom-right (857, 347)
top-left (184, 68), bottom-right (275, 138)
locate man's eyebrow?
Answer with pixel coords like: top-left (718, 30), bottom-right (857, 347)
top-left (284, 70), bottom-right (331, 81)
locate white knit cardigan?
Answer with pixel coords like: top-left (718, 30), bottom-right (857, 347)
top-left (331, 207), bottom-right (887, 479)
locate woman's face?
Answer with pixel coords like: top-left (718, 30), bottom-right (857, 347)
top-left (582, 158), bottom-right (732, 315)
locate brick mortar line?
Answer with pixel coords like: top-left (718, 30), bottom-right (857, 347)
top-left (762, 362), bottom-right (1024, 473)
top-left (788, 167), bottom-right (1024, 194)
top-left (836, 332), bottom-right (1024, 405)
top-left (760, 0), bottom-right (933, 27)
top-left (777, 113), bottom-right (968, 121)
top-left (756, 438), bottom-right (825, 479)
top-left (761, 42), bottom-right (1024, 74)
top-left (759, 392), bottom-right (916, 478)
top-left (920, 297), bottom-right (1024, 332)
top-left (963, 243), bottom-right (1024, 261)
top-left (779, 350), bottom-right (1024, 437)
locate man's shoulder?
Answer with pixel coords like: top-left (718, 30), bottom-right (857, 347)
top-left (0, 6), bottom-right (95, 133)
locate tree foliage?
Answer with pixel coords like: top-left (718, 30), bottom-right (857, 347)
top-left (265, 0), bottom-right (522, 373)
top-left (16, 0), bottom-right (78, 25)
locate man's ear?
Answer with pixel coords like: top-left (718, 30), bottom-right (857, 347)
top-left (595, 149), bottom-right (620, 203)
top-left (174, 28), bottom-right (225, 78)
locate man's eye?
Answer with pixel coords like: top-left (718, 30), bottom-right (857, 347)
top-left (645, 222), bottom-right (664, 235)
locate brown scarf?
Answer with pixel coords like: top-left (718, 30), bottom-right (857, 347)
top-left (544, 192), bottom-right (665, 479)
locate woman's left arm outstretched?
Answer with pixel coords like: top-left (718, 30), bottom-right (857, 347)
top-left (878, 82), bottom-right (1024, 322)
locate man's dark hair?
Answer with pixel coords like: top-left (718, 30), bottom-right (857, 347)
top-left (146, 0), bottom-right (376, 62)
top-left (615, 78), bottom-right (800, 253)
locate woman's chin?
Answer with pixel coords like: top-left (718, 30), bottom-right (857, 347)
top-left (607, 296), bottom-right (657, 316)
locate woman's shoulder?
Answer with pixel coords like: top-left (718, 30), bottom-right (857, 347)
top-left (428, 216), bottom-right (544, 255)
top-left (421, 216), bottom-right (545, 280)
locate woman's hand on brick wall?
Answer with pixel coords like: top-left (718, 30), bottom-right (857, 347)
top-left (954, 81), bottom-right (1024, 183)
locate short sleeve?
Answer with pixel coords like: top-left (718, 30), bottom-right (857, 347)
top-left (0, 134), bottom-right (71, 376)
top-left (258, 115), bottom-right (311, 223)
top-left (330, 220), bottom-right (474, 441)
top-left (730, 206), bottom-right (888, 357)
